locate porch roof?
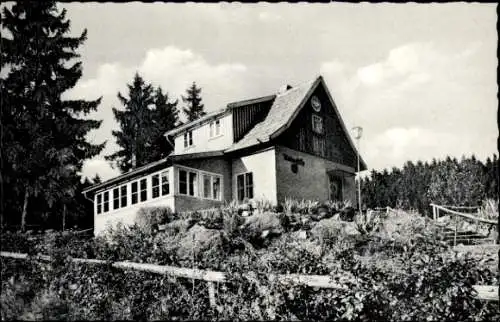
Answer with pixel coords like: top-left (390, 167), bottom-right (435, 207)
top-left (82, 150), bottom-right (225, 196)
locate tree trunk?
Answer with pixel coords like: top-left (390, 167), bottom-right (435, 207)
top-left (21, 187), bottom-right (29, 232)
top-left (62, 203), bottom-right (66, 231)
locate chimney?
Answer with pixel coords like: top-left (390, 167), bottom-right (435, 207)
top-left (278, 84), bottom-right (293, 94)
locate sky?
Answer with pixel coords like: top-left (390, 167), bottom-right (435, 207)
top-left (50, 2), bottom-right (498, 180)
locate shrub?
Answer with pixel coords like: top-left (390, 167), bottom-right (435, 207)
top-left (136, 206), bottom-right (174, 233)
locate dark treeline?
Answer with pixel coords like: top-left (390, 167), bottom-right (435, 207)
top-left (361, 154), bottom-right (499, 216)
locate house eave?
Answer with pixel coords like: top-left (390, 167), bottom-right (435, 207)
top-left (164, 109), bottom-right (229, 138)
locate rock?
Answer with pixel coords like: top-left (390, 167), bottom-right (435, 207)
top-left (344, 222), bottom-right (359, 236)
top-left (177, 224), bottom-right (222, 258)
top-left (310, 217), bottom-right (345, 240)
top-left (292, 230), bottom-right (308, 240)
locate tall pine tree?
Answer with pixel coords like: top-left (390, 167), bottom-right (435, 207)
top-left (106, 73), bottom-right (179, 173)
top-left (1, 2), bottom-right (104, 231)
top-left (150, 87), bottom-right (179, 160)
top-left (182, 81), bottom-right (206, 122)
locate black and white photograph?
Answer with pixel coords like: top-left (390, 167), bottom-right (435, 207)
top-left (1, 1), bottom-right (498, 320)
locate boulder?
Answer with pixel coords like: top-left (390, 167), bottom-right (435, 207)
top-left (177, 224), bottom-right (222, 258)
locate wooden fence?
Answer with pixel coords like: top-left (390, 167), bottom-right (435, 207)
top-left (430, 204), bottom-right (497, 247)
top-left (1, 251), bottom-right (497, 303)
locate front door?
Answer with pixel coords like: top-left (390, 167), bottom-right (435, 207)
top-left (328, 174), bottom-right (343, 202)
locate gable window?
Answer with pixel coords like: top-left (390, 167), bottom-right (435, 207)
top-left (120, 185), bottom-right (127, 208)
top-left (210, 119), bottom-right (221, 137)
top-left (140, 178), bottom-right (148, 202)
top-left (113, 187), bottom-right (120, 210)
top-left (131, 181), bottom-right (138, 205)
top-left (103, 191), bottom-right (109, 213)
top-left (312, 115), bottom-right (324, 134)
top-left (152, 174), bottom-right (160, 199)
top-left (161, 170), bottom-right (170, 196)
top-left (96, 193), bottom-right (102, 214)
top-left (184, 131), bottom-right (193, 148)
top-left (237, 172), bottom-right (253, 201)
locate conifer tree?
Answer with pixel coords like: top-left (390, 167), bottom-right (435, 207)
top-left (1, 2), bottom-right (104, 231)
top-left (150, 87), bottom-right (179, 160)
top-left (182, 81), bottom-right (206, 122)
top-left (106, 74), bottom-right (180, 173)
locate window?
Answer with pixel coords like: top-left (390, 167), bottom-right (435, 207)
top-left (313, 136), bottom-right (326, 157)
top-left (179, 169), bottom-right (187, 195)
top-left (213, 177), bottom-right (221, 200)
top-left (140, 178), bottom-right (147, 202)
top-left (96, 193), bottom-right (102, 214)
top-left (184, 131), bottom-right (193, 148)
top-left (120, 185), bottom-right (127, 208)
top-left (113, 187), bottom-right (120, 210)
top-left (203, 174), bottom-right (212, 199)
top-left (131, 181), bottom-right (138, 205)
top-left (161, 171), bottom-right (170, 196)
top-left (152, 174), bottom-right (160, 199)
top-left (237, 172), bottom-right (253, 201)
top-left (210, 119), bottom-right (221, 137)
top-left (103, 191), bottom-right (109, 213)
top-left (201, 174), bottom-right (222, 200)
top-left (188, 172), bottom-right (197, 196)
top-left (312, 115), bottom-right (324, 134)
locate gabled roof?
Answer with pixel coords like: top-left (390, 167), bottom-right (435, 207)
top-left (224, 75), bottom-right (367, 170)
top-left (224, 77), bottom-right (319, 153)
top-left (227, 94), bottom-right (276, 109)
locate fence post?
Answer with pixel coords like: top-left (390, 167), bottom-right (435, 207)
top-left (453, 214), bottom-right (458, 247)
top-left (432, 205), bottom-right (436, 221)
top-left (207, 281), bottom-right (216, 307)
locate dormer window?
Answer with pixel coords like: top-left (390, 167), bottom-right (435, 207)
top-left (184, 130), bottom-right (193, 148)
top-left (209, 119), bottom-right (221, 138)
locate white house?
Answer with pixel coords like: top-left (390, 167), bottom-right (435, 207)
top-left (83, 75), bottom-right (367, 234)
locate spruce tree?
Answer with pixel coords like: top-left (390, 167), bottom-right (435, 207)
top-left (106, 73), bottom-right (155, 172)
top-left (182, 81), bottom-right (206, 122)
top-left (150, 87), bottom-right (179, 160)
top-left (1, 2), bottom-right (104, 231)
top-left (106, 75), bottom-right (180, 173)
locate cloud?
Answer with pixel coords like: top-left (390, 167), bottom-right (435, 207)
top-left (80, 158), bottom-right (120, 181)
top-left (320, 41), bottom-right (496, 171)
top-left (66, 46), bottom-right (250, 179)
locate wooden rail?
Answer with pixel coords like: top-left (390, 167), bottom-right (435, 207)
top-left (1, 251), bottom-right (496, 302)
top-left (430, 204), bottom-right (497, 225)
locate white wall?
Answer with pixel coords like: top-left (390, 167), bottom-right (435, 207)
top-left (93, 166), bottom-right (175, 235)
top-left (173, 113), bottom-right (233, 155)
top-left (231, 147), bottom-right (277, 205)
top-left (94, 195), bottom-right (175, 235)
top-left (275, 145), bottom-right (356, 205)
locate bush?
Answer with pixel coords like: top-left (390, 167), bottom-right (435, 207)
top-left (1, 207), bottom-right (499, 321)
top-left (136, 206), bottom-right (174, 233)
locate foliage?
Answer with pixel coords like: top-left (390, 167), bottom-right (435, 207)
top-left (136, 206), bottom-right (174, 233)
top-left (105, 73), bottom-right (179, 172)
top-left (362, 155), bottom-right (499, 216)
top-left (1, 207), bottom-right (499, 321)
top-left (182, 81), bottom-right (206, 122)
top-left (354, 210), bottom-right (383, 235)
top-left (1, 1), bottom-right (104, 231)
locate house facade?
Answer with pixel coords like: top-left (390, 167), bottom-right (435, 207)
top-left (83, 76), bottom-right (367, 234)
